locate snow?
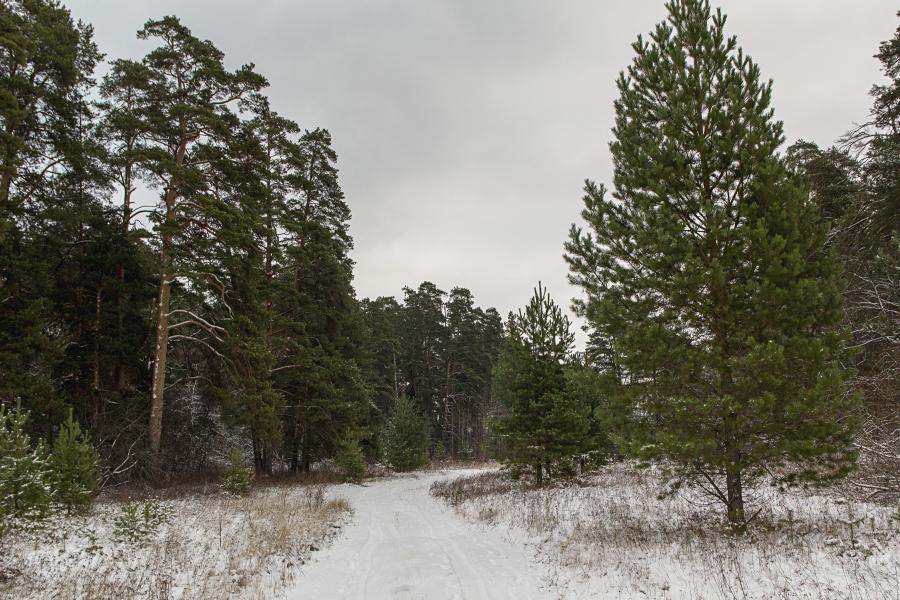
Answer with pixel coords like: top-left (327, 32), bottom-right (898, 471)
top-left (433, 465), bottom-right (900, 599)
top-left (0, 485), bottom-right (349, 599)
top-left (287, 469), bottom-right (549, 599)
top-left (5, 467), bottom-right (896, 598)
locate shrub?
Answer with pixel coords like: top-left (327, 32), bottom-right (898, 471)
top-left (335, 435), bottom-right (366, 483)
top-left (50, 410), bottom-right (100, 513)
top-left (220, 448), bottom-right (253, 496)
top-left (113, 497), bottom-right (173, 544)
top-left (431, 442), bottom-right (448, 463)
top-left (0, 403), bottom-right (52, 528)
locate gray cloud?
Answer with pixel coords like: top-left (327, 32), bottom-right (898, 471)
top-left (69, 0), bottom-right (896, 341)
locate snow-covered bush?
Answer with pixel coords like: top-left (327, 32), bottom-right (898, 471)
top-left (113, 498), bottom-right (173, 544)
top-left (0, 403), bottom-right (52, 531)
top-left (220, 448), bottom-right (254, 495)
top-left (49, 410), bottom-right (100, 513)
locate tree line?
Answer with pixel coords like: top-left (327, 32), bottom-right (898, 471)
top-left (495, 0), bottom-right (898, 530)
top-left (0, 0), bottom-right (505, 486)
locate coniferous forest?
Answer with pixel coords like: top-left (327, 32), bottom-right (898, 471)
top-left (0, 4), bottom-right (508, 484)
top-left (1, 0), bottom-right (899, 598)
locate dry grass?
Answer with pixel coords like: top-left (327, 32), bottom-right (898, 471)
top-left (0, 484), bottom-right (350, 599)
top-left (432, 464), bottom-right (900, 599)
top-left (104, 466), bottom-right (345, 503)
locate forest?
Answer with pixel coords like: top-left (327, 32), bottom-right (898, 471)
top-left (0, 0), bottom-right (898, 598)
top-left (0, 2), bottom-right (510, 486)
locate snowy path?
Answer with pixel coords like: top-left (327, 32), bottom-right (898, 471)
top-left (287, 470), bottom-right (547, 600)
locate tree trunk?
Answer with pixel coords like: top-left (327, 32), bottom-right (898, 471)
top-left (92, 285), bottom-right (103, 429)
top-left (725, 459), bottom-right (745, 528)
top-left (148, 191), bottom-right (177, 463)
top-left (301, 429), bottom-right (311, 472)
top-left (392, 350), bottom-right (399, 400)
top-left (724, 414), bottom-right (746, 530)
top-left (114, 156), bottom-right (133, 391)
top-left (148, 234), bottom-right (172, 461)
top-left (148, 136), bottom-right (188, 467)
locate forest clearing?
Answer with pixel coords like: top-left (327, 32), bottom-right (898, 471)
top-left (1, 0), bottom-right (898, 597)
top-left (3, 466), bottom-right (898, 598)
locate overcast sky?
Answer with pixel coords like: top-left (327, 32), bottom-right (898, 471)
top-left (67, 0), bottom-right (896, 339)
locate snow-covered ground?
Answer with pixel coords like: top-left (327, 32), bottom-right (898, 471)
top-left (287, 469), bottom-right (548, 599)
top-left (5, 467), bottom-right (896, 599)
top-left (432, 465), bottom-right (900, 599)
top-left (0, 484), bottom-right (350, 599)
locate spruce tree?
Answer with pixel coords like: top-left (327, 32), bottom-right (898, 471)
top-left (494, 283), bottom-right (589, 484)
top-left (50, 410), bottom-right (100, 512)
top-left (360, 296), bottom-right (405, 456)
top-left (382, 394), bottom-right (429, 472)
top-left (565, 0), bottom-right (858, 527)
top-left (335, 433), bottom-right (367, 483)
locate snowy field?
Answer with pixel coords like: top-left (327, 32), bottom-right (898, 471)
top-left (3, 467), bottom-right (897, 599)
top-left (0, 483), bottom-right (349, 599)
top-left (432, 465), bottom-right (900, 599)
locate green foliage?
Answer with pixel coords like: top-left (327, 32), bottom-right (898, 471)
top-left (113, 498), bottom-right (173, 545)
top-left (335, 434), bottom-right (367, 483)
top-left (431, 441), bottom-right (448, 463)
top-left (383, 394), bottom-right (429, 472)
top-left (0, 0), bottom-right (103, 436)
top-left (786, 16), bottom-right (900, 499)
top-left (0, 404), bottom-right (52, 525)
top-left (565, 0), bottom-right (858, 525)
top-left (361, 286), bottom-right (503, 463)
top-left (220, 448), bottom-right (254, 496)
top-left (494, 284), bottom-right (594, 484)
top-left (400, 282), bottom-right (449, 445)
top-left (50, 410), bottom-right (100, 511)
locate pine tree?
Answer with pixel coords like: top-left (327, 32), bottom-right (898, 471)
top-left (0, 0), bottom-right (102, 437)
top-left (50, 410), bottom-right (100, 512)
top-left (360, 296), bottom-right (405, 456)
top-left (565, 0), bottom-right (858, 527)
top-left (220, 448), bottom-right (253, 496)
top-left (382, 394), bottom-right (429, 472)
top-left (789, 14), bottom-right (900, 496)
top-left (494, 283), bottom-right (588, 484)
top-left (274, 128), bottom-right (368, 473)
top-left (335, 433), bottom-right (367, 483)
top-left (401, 282), bottom-right (448, 447)
top-left (0, 404), bottom-right (52, 523)
top-left (136, 16), bottom-right (267, 465)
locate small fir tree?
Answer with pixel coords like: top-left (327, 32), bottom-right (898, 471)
top-left (494, 283), bottom-right (590, 484)
top-left (50, 410), bottom-right (101, 512)
top-left (220, 448), bottom-right (254, 496)
top-left (382, 394), bottom-right (429, 472)
top-left (335, 434), bottom-right (367, 483)
top-left (0, 404), bottom-right (52, 523)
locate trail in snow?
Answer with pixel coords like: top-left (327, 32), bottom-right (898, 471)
top-left (287, 470), bottom-right (547, 600)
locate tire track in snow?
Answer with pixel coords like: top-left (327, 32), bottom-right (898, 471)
top-left (287, 470), bottom-right (546, 600)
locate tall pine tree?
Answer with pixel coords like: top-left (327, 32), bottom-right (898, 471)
top-left (565, 0), bottom-right (858, 526)
top-left (135, 16), bottom-right (266, 465)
